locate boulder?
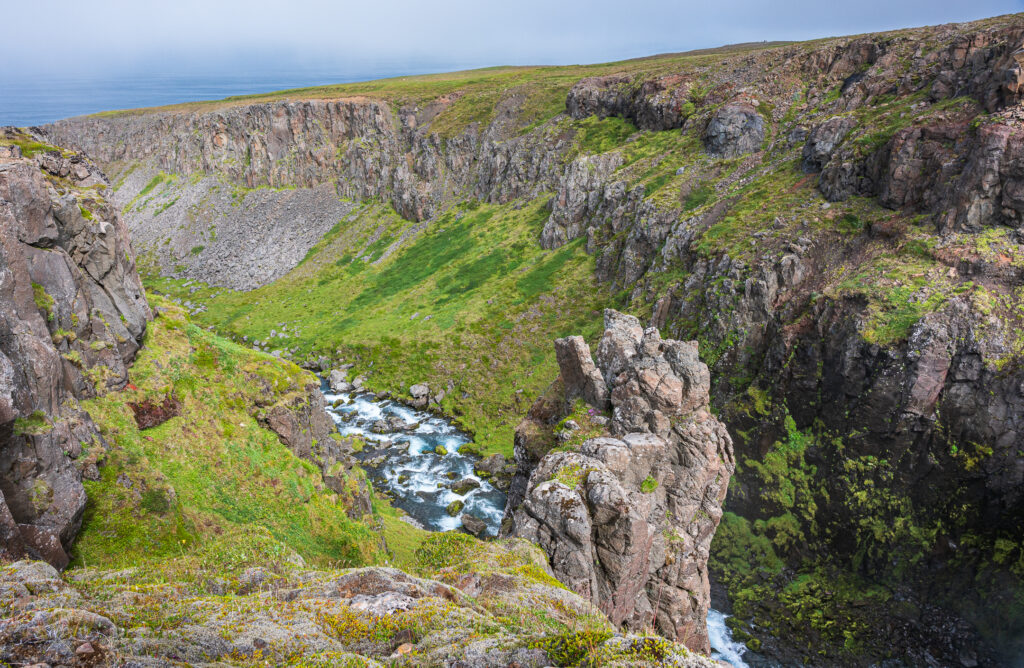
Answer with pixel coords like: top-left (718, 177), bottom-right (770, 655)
top-left (703, 101), bottom-right (764, 158)
top-left (460, 513), bottom-right (488, 537)
top-left (329, 369), bottom-right (353, 393)
top-left (409, 383), bottom-right (430, 409)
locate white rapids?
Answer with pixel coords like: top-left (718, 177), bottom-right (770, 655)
top-left (708, 608), bottom-right (751, 667)
top-left (322, 381), bottom-right (506, 535)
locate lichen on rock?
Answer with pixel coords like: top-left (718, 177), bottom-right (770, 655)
top-left (508, 309), bottom-right (733, 653)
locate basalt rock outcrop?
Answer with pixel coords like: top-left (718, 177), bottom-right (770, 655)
top-left (257, 378), bottom-right (372, 518)
top-left (0, 130), bottom-right (151, 568)
top-left (702, 101), bottom-right (764, 158)
top-left (43, 99), bottom-right (574, 289)
top-left (508, 310), bottom-right (733, 653)
top-left (566, 73), bottom-right (695, 131)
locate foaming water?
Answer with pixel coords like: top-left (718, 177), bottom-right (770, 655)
top-left (708, 608), bottom-right (751, 668)
top-left (322, 380), bottom-right (506, 535)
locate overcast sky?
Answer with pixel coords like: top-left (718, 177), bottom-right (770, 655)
top-left (3, 0), bottom-right (1023, 77)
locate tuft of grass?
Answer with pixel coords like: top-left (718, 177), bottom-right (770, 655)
top-left (32, 282), bottom-right (55, 321)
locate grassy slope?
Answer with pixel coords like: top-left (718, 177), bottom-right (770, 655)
top-left (147, 198), bottom-right (611, 458)
top-left (76, 296), bottom-right (383, 569)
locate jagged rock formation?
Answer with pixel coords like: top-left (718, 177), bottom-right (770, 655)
top-left (566, 73), bottom-right (694, 131)
top-left (259, 378), bottom-right (372, 517)
top-left (507, 310), bottom-right (733, 654)
top-left (0, 131), bottom-right (151, 568)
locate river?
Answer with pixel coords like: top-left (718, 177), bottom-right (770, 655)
top-left (322, 382), bottom-right (750, 667)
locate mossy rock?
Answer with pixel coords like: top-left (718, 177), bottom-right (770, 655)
top-left (446, 500), bottom-right (464, 516)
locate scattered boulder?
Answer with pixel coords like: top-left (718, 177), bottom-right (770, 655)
top-left (461, 513), bottom-right (488, 537)
top-left (409, 383), bottom-right (430, 409)
top-left (329, 369), bottom-right (354, 393)
top-left (445, 500), bottom-right (464, 516)
top-left (703, 101), bottom-right (764, 158)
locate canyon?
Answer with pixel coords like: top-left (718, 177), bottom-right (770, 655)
top-left (0, 10), bottom-right (1021, 668)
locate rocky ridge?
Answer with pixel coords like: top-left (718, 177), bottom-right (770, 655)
top-left (0, 534), bottom-right (719, 668)
top-left (507, 310), bottom-right (733, 655)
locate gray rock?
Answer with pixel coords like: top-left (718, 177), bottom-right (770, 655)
top-left (802, 115), bottom-right (857, 172)
top-left (460, 513), bottom-right (488, 537)
top-left (0, 143), bottom-right (151, 569)
top-left (554, 336), bottom-right (610, 409)
top-left (328, 370), bottom-right (354, 393)
top-left (509, 310), bottom-right (733, 655)
top-left (702, 101), bottom-right (764, 158)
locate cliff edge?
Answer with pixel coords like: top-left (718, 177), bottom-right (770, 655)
top-left (0, 129), bottom-right (150, 568)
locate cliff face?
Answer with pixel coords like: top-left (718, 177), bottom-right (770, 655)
top-left (44, 99), bottom-right (572, 289)
top-left (41, 13), bottom-right (1024, 665)
top-left (507, 310), bottom-right (733, 654)
top-left (0, 130), bottom-right (151, 568)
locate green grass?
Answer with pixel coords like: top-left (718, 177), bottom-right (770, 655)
top-left (32, 282), bottom-right (55, 321)
top-left (75, 296), bottom-right (382, 569)
top-left (145, 198), bottom-right (608, 458)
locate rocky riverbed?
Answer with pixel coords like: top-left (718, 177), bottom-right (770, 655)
top-left (322, 380), bottom-right (507, 537)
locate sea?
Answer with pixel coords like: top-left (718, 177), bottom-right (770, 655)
top-left (0, 67), bottom-right (454, 127)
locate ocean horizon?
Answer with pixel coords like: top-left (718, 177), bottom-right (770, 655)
top-left (0, 66), bottom-right (469, 127)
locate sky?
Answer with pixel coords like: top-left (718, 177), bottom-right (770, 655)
top-left (3, 0), bottom-right (1023, 78)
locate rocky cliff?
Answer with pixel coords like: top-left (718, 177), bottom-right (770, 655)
top-left (44, 97), bottom-right (572, 289)
top-left (0, 130), bottom-right (150, 568)
top-left (40, 12), bottom-right (1024, 665)
top-left (507, 310), bottom-right (733, 654)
